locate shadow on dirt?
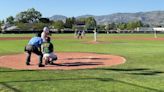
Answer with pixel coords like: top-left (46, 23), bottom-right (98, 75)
top-left (65, 58), bottom-right (111, 60)
top-left (53, 62), bottom-right (104, 66)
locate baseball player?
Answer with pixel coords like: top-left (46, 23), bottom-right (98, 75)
top-left (41, 27), bottom-right (50, 42)
top-left (77, 30), bottom-right (83, 39)
top-left (41, 37), bottom-right (57, 65)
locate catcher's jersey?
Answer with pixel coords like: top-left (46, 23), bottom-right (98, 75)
top-left (41, 42), bottom-right (53, 53)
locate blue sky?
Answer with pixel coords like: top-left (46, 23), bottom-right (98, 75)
top-left (0, 0), bottom-right (164, 20)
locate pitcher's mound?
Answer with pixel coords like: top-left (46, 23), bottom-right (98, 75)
top-left (0, 52), bottom-right (126, 70)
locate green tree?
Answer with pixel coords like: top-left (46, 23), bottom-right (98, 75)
top-left (32, 23), bottom-right (48, 31)
top-left (97, 25), bottom-right (105, 31)
top-left (6, 16), bottom-right (15, 24)
top-left (39, 18), bottom-right (50, 23)
top-left (135, 21), bottom-right (143, 27)
top-left (52, 20), bottom-right (64, 30)
top-left (16, 8), bottom-right (42, 23)
top-left (0, 20), bottom-right (2, 25)
top-left (143, 24), bottom-right (150, 27)
top-left (0, 20), bottom-right (2, 31)
top-left (127, 22), bottom-right (134, 30)
top-left (126, 21), bottom-right (143, 30)
top-left (78, 18), bottom-right (86, 23)
top-left (16, 23), bottom-right (31, 31)
top-left (106, 23), bottom-right (116, 30)
top-left (1, 20), bottom-right (5, 24)
top-left (117, 23), bottom-right (127, 30)
top-left (64, 17), bottom-right (76, 28)
top-left (85, 17), bottom-right (97, 30)
top-left (71, 17), bottom-right (76, 24)
top-left (16, 22), bottom-right (47, 31)
top-left (112, 23), bottom-right (117, 30)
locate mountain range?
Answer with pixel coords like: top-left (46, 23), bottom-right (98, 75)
top-left (49, 11), bottom-right (164, 25)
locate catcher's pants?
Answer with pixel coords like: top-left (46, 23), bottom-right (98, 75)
top-left (43, 52), bottom-right (57, 62)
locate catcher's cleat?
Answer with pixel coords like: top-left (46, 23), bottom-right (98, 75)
top-left (49, 61), bottom-right (55, 65)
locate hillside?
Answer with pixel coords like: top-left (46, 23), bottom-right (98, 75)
top-left (50, 11), bottom-right (164, 25)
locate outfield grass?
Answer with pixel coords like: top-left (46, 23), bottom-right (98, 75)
top-left (0, 33), bottom-right (164, 92)
top-left (0, 33), bottom-right (35, 37)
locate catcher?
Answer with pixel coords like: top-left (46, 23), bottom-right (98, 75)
top-left (41, 37), bottom-right (57, 65)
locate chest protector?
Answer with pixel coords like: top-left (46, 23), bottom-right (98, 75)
top-left (42, 42), bottom-right (51, 53)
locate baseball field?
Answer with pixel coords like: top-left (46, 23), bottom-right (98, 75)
top-left (0, 33), bottom-right (164, 92)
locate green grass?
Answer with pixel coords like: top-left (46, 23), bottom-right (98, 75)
top-left (0, 33), bottom-right (164, 92)
top-left (0, 34), bottom-right (35, 37)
